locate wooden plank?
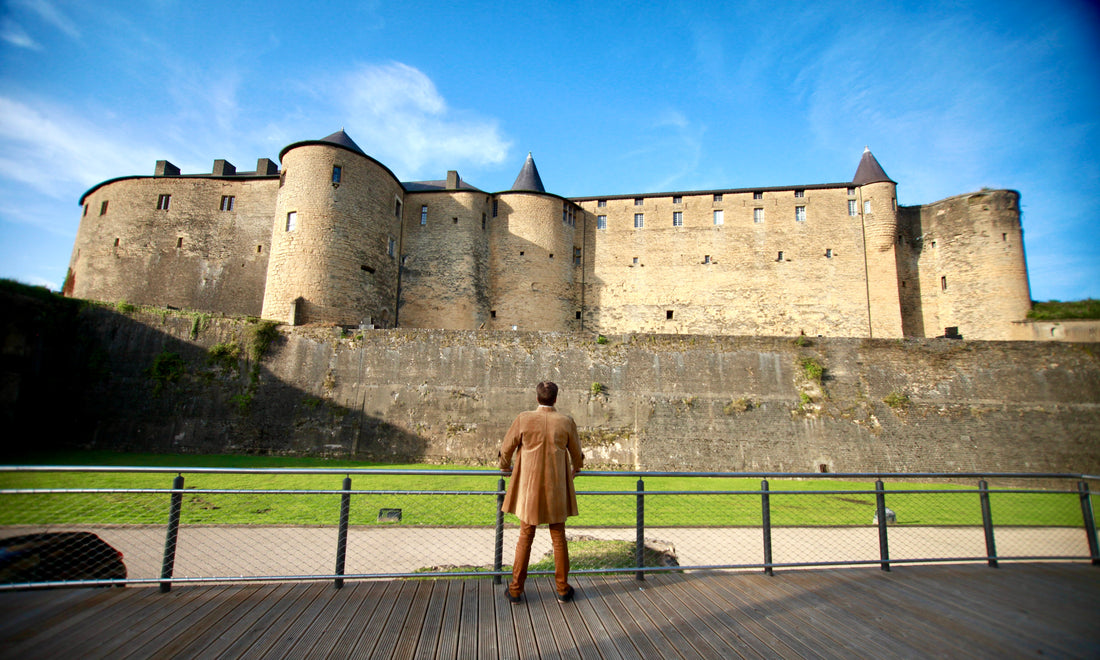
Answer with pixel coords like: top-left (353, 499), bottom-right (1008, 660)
top-left (0, 586), bottom-right (94, 638)
top-left (358, 580), bottom-right (417, 659)
top-left (390, 581), bottom-right (435, 660)
top-left (508, 580), bottom-right (543, 660)
top-left (433, 580), bottom-right (463, 660)
top-left (320, 581), bottom-right (390, 659)
top-left (14, 585), bottom-right (162, 658)
top-left (655, 574), bottom-right (772, 660)
top-left (413, 581), bottom-right (448, 660)
top-left (626, 574), bottom-right (730, 659)
top-left (287, 583), bottom-right (372, 658)
top-left (493, 579), bottom-right (523, 660)
top-left (112, 585), bottom-right (237, 659)
top-left (587, 575), bottom-right (661, 660)
top-left (0, 585), bottom-right (138, 652)
top-left (457, 579), bottom-right (479, 659)
top-left (569, 576), bottom-right (628, 660)
top-left (597, 575), bottom-right (689, 660)
top-left (681, 573), bottom-right (809, 659)
top-left (476, 579), bottom-right (499, 660)
top-left (224, 582), bottom-right (331, 659)
top-left (152, 584), bottom-right (277, 659)
top-left (257, 582), bottom-right (342, 659)
top-left (532, 577), bottom-right (587, 660)
top-left (89, 585), bottom-right (233, 659)
top-left (528, 578), bottom-right (574, 660)
top-left (195, 582), bottom-right (316, 658)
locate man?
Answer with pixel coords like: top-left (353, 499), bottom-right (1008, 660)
top-left (499, 381), bottom-right (584, 603)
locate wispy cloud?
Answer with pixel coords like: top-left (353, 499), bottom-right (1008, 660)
top-left (13, 0), bottom-right (79, 39)
top-left (333, 62), bottom-right (511, 178)
top-left (1, 18), bottom-right (41, 49)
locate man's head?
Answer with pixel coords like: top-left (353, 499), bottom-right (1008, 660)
top-left (536, 381), bottom-right (558, 406)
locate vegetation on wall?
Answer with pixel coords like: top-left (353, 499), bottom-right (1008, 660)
top-left (1027, 299), bottom-right (1100, 320)
top-left (147, 351), bottom-right (186, 395)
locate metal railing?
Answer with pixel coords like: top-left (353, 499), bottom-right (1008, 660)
top-left (0, 467), bottom-right (1096, 591)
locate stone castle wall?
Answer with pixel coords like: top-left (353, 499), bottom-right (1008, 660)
top-left (7, 295), bottom-right (1097, 475)
top-left (261, 145), bottom-right (404, 327)
top-left (399, 190), bottom-right (493, 330)
top-left (68, 176), bottom-right (277, 316)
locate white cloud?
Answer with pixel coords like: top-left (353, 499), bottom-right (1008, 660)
top-left (14, 0), bottom-right (79, 39)
top-left (0, 96), bottom-right (160, 197)
top-left (334, 62), bottom-right (511, 178)
top-left (1, 18), bottom-right (41, 49)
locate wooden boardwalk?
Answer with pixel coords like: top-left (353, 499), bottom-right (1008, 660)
top-left (0, 563), bottom-right (1097, 659)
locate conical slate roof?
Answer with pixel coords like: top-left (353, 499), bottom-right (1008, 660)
top-left (320, 129), bottom-right (366, 156)
top-left (511, 152), bottom-right (546, 192)
top-left (852, 147), bottom-right (894, 185)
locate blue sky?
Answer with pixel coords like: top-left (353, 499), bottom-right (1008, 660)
top-left (2, 0), bottom-right (1098, 302)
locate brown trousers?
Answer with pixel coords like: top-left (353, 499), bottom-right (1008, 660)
top-left (508, 521), bottom-right (570, 597)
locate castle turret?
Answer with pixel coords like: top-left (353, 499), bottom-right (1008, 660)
top-left (853, 148), bottom-right (904, 337)
top-left (261, 130), bottom-right (404, 327)
top-left (488, 153), bottom-right (578, 331)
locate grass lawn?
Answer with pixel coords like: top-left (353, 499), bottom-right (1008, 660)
top-left (0, 451), bottom-right (1089, 528)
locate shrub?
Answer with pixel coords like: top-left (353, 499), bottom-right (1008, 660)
top-left (207, 342), bottom-right (241, 371)
top-left (800, 357), bottom-right (824, 382)
top-left (148, 351), bottom-right (186, 395)
top-left (596, 335), bottom-right (608, 345)
top-left (116, 300), bottom-right (136, 314)
top-left (248, 321), bottom-right (280, 361)
top-left (883, 391), bottom-right (911, 409)
top-left (723, 398), bottom-right (752, 415)
top-left (591, 382), bottom-right (605, 395)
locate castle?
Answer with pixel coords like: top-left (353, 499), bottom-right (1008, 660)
top-left (65, 130), bottom-right (1032, 340)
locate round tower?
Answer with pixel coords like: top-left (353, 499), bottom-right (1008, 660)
top-left (853, 148), bottom-right (904, 337)
top-left (488, 153), bottom-right (578, 331)
top-left (261, 130), bottom-right (404, 327)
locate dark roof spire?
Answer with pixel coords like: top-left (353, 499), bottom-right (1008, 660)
top-left (320, 129), bottom-right (366, 156)
top-left (852, 147), bottom-right (894, 185)
top-left (511, 152), bottom-right (546, 192)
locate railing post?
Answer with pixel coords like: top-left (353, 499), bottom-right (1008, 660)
top-left (635, 478), bottom-right (645, 581)
top-left (875, 479), bottom-right (890, 572)
top-left (978, 479), bottom-right (998, 568)
top-left (334, 476), bottom-right (351, 588)
top-left (1079, 481), bottom-right (1099, 565)
top-left (494, 477), bottom-right (505, 585)
top-left (761, 479), bottom-right (774, 576)
top-left (160, 474), bottom-right (184, 593)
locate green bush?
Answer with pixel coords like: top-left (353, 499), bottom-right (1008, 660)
top-left (800, 357), bottom-right (824, 382)
top-left (148, 351), bottom-right (186, 395)
top-left (1027, 299), bottom-right (1100, 320)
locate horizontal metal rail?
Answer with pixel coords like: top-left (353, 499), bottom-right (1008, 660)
top-left (0, 467), bottom-right (1095, 591)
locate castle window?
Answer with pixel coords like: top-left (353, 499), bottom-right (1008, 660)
top-left (576, 311), bottom-right (581, 320)
top-left (220, 195), bottom-right (235, 211)
top-left (114, 238), bottom-right (119, 246)
top-left (666, 310), bottom-right (674, 320)
top-left (332, 165), bottom-right (341, 184)
top-left (713, 209), bottom-right (724, 225)
top-left (714, 193), bottom-right (723, 202)
top-left (421, 205), bottom-right (427, 225)
top-left (452, 217), bottom-right (458, 224)
top-left (482, 213), bottom-right (486, 230)
top-left (673, 211), bottom-right (683, 227)
top-left (563, 207), bottom-right (568, 223)
top-left (931, 240), bottom-right (937, 247)
top-left (361, 265), bottom-right (375, 274)
top-left (176, 237), bottom-right (183, 248)
top-left (520, 251), bottom-right (524, 256)
top-left (864, 200), bottom-right (872, 214)
top-left (794, 190), bottom-right (805, 198)
top-left (704, 255), bottom-right (711, 264)
top-left (847, 187), bottom-right (855, 196)
top-left (573, 247), bottom-right (581, 265)
top-left (285, 211), bottom-right (297, 231)
top-left (597, 215), bottom-right (607, 230)
top-left (632, 257), bottom-right (639, 265)
top-left (848, 200), bottom-right (858, 216)
top-left (795, 206), bottom-right (806, 222)
top-left (492, 199), bottom-right (498, 217)
top-left (257, 245), bottom-right (262, 253)
top-left (634, 213), bottom-right (644, 229)
top-left (634, 197), bottom-right (644, 206)
top-left (825, 248), bottom-right (833, 258)
top-left (941, 275), bottom-right (947, 291)
top-left (1002, 232), bottom-right (1007, 241)
top-left (491, 310), bottom-right (496, 318)
top-left (754, 208), bottom-right (764, 223)
top-left (157, 194), bottom-right (171, 210)
top-left (597, 199), bottom-right (607, 207)
top-left (673, 196), bottom-right (682, 204)
top-left (777, 251), bottom-right (784, 261)
top-left (83, 204), bottom-right (88, 217)
top-left (394, 198), bottom-right (402, 218)
top-left (279, 170), bottom-right (286, 187)
top-left (387, 237), bottom-right (396, 257)
top-left (753, 191), bottom-right (763, 200)
top-left (549, 253), bottom-right (554, 259)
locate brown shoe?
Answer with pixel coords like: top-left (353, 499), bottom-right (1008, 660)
top-left (556, 586), bottom-right (575, 603)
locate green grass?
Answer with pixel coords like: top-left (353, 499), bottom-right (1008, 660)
top-left (1027, 299), bottom-right (1100, 320)
top-left (0, 451), bottom-right (1089, 528)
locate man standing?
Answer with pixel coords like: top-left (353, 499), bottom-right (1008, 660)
top-left (499, 381), bottom-right (584, 603)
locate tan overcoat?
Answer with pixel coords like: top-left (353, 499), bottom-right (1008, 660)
top-left (499, 405), bottom-right (584, 525)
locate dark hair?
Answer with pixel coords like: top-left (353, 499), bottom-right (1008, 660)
top-left (536, 381), bottom-right (558, 405)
